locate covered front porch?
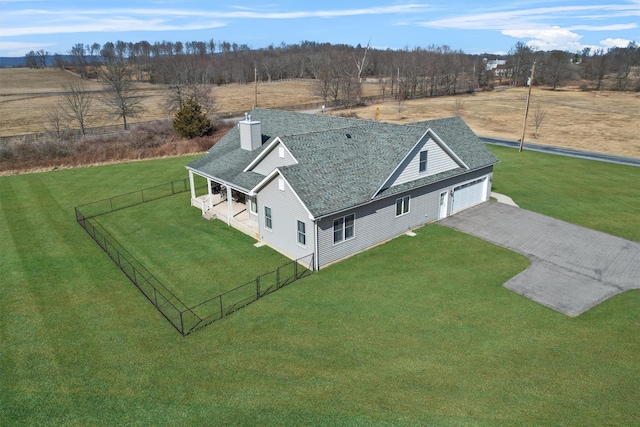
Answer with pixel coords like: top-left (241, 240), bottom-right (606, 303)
top-left (188, 170), bottom-right (259, 239)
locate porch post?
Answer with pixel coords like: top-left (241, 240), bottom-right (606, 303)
top-left (226, 186), bottom-right (233, 225)
top-left (207, 178), bottom-right (213, 209)
top-left (188, 171), bottom-right (196, 200)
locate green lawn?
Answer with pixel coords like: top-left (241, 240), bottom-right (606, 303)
top-left (96, 194), bottom-right (291, 306)
top-left (1, 152), bottom-right (639, 425)
top-left (488, 145), bottom-right (640, 242)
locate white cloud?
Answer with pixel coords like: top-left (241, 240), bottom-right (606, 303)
top-left (418, 3), bottom-right (639, 52)
top-left (419, 4), bottom-right (640, 31)
top-left (197, 4), bottom-right (428, 19)
top-left (570, 23), bottom-right (638, 31)
top-left (0, 41), bottom-right (54, 56)
top-left (600, 37), bottom-right (634, 48)
top-left (0, 17), bottom-right (227, 37)
top-left (503, 27), bottom-right (584, 51)
top-left (0, 4), bottom-right (427, 37)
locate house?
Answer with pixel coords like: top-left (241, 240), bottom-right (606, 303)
top-left (186, 108), bottom-right (498, 269)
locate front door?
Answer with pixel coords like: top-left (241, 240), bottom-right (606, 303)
top-left (439, 191), bottom-right (448, 219)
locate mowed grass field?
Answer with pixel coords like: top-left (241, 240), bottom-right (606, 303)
top-left (1, 68), bottom-right (639, 158)
top-left (95, 194), bottom-right (292, 306)
top-left (1, 147), bottom-right (639, 425)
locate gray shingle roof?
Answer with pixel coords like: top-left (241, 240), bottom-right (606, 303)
top-left (186, 108), bottom-right (498, 217)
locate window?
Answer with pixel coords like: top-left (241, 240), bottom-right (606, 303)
top-left (333, 213), bottom-right (355, 244)
top-left (396, 195), bottom-right (410, 216)
top-left (250, 197), bottom-right (257, 214)
top-left (419, 150), bottom-right (428, 173)
top-left (297, 221), bottom-right (306, 246)
top-left (264, 206), bottom-right (272, 230)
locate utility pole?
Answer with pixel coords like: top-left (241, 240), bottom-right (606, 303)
top-left (519, 62), bottom-right (536, 152)
top-left (254, 66), bottom-right (258, 108)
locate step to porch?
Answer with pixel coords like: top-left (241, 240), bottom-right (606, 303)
top-left (202, 210), bottom-right (217, 220)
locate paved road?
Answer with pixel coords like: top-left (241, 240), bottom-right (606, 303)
top-left (441, 202), bottom-right (640, 316)
top-left (480, 136), bottom-right (640, 167)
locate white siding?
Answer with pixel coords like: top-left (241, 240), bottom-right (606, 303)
top-left (389, 137), bottom-right (459, 187)
top-left (252, 142), bottom-right (297, 176)
top-left (257, 174), bottom-right (314, 261)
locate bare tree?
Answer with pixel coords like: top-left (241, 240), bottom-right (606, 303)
top-left (33, 49), bottom-right (49, 68)
top-left (354, 41), bottom-right (370, 102)
top-left (60, 82), bottom-right (92, 136)
top-left (610, 42), bottom-right (638, 91)
top-left (44, 105), bottom-right (68, 141)
top-left (52, 54), bottom-right (66, 70)
top-left (25, 49), bottom-right (49, 69)
top-left (590, 49), bottom-right (609, 90)
top-left (99, 59), bottom-right (145, 130)
top-left (541, 50), bottom-right (575, 90)
top-left (24, 51), bottom-right (38, 68)
top-left (159, 55), bottom-right (215, 114)
top-left (507, 42), bottom-right (536, 86)
top-left (313, 67), bottom-right (333, 106)
top-left (532, 104), bottom-right (547, 138)
top-left (69, 43), bottom-right (88, 77)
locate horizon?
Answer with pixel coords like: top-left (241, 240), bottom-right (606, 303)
top-left (0, 0), bottom-right (638, 58)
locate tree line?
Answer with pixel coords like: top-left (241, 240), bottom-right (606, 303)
top-left (25, 39), bottom-right (640, 94)
top-left (24, 39), bottom-right (640, 139)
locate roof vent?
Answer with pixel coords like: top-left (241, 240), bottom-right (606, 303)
top-left (345, 133), bottom-right (352, 139)
top-left (239, 113), bottom-right (262, 151)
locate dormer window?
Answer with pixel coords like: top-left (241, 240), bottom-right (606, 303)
top-left (419, 151), bottom-right (428, 173)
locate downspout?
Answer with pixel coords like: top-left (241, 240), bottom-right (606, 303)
top-left (314, 220), bottom-right (319, 271)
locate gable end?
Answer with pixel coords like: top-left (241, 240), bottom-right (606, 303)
top-left (373, 129), bottom-right (468, 198)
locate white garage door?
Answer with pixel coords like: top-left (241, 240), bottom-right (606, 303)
top-left (452, 177), bottom-right (487, 213)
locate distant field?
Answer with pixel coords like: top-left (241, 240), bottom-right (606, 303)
top-left (335, 87), bottom-right (640, 158)
top-left (1, 68), bottom-right (639, 158)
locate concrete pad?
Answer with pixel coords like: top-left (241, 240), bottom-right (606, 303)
top-left (504, 260), bottom-right (622, 317)
top-left (441, 203), bottom-right (640, 316)
top-left (491, 192), bottom-right (519, 207)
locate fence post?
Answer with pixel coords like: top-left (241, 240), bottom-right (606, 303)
top-left (294, 261), bottom-right (298, 280)
top-left (256, 276), bottom-right (260, 299)
top-left (180, 310), bottom-right (185, 336)
top-left (171, 181), bottom-right (175, 195)
top-left (219, 295), bottom-right (223, 319)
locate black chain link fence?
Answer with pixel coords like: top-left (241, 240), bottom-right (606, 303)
top-left (75, 178), bottom-right (314, 336)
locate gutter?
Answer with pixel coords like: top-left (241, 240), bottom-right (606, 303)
top-left (185, 166), bottom-right (251, 194)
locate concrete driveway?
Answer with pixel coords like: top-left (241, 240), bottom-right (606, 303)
top-left (440, 202), bottom-right (640, 316)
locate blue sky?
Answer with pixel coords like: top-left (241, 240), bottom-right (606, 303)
top-left (0, 0), bottom-right (638, 57)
